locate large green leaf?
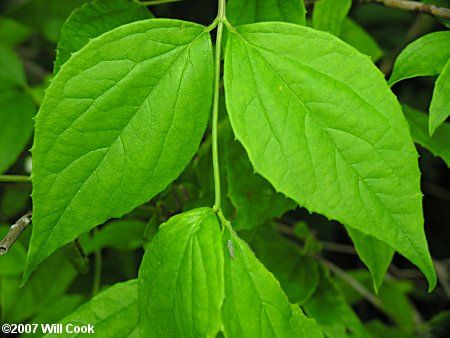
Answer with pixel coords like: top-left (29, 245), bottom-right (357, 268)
top-left (313, 0), bottom-right (352, 36)
top-left (139, 208), bottom-right (224, 337)
top-left (227, 0), bottom-right (306, 26)
top-left (403, 105), bottom-right (450, 167)
top-left (429, 59), bottom-right (450, 135)
top-left (222, 228), bottom-right (322, 337)
top-left (241, 224), bottom-right (320, 304)
top-left (44, 280), bottom-right (139, 338)
top-left (54, 0), bottom-right (153, 73)
top-left (225, 126), bottom-right (296, 230)
top-left (224, 22), bottom-right (436, 289)
top-left (25, 19), bottom-right (214, 282)
top-left (303, 268), bottom-right (371, 338)
top-left (389, 31), bottom-right (450, 86)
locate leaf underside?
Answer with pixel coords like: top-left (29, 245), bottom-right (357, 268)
top-left (224, 22), bottom-right (436, 289)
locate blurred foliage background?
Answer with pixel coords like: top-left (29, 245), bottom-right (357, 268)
top-left (0, 0), bottom-right (449, 337)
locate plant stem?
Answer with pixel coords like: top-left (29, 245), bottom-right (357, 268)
top-left (0, 175), bottom-right (30, 183)
top-left (321, 257), bottom-right (384, 311)
top-left (0, 211), bottom-right (32, 255)
top-left (305, 0), bottom-right (450, 20)
top-left (212, 0), bottom-right (226, 212)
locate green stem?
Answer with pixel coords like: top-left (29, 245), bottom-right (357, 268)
top-left (212, 0), bottom-right (226, 212)
top-left (0, 175), bottom-right (30, 183)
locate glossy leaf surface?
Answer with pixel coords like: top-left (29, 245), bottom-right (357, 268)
top-left (139, 208), bottom-right (224, 338)
top-left (224, 22), bottom-right (436, 289)
top-left (26, 19), bottom-right (214, 281)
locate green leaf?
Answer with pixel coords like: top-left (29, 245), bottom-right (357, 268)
top-left (241, 224), bottom-right (320, 304)
top-left (0, 42), bottom-right (27, 88)
top-left (225, 126), bottom-right (296, 230)
top-left (303, 268), bottom-right (371, 338)
top-left (54, 0), bottom-right (153, 73)
top-left (0, 18), bottom-right (31, 47)
top-left (26, 19), bottom-right (214, 282)
top-left (1, 250), bottom-right (77, 323)
top-left (340, 18), bottom-right (383, 62)
top-left (79, 219), bottom-right (146, 254)
top-left (403, 105), bottom-right (450, 167)
top-left (224, 22), bottom-right (436, 289)
top-left (0, 90), bottom-right (35, 174)
top-left (430, 59), bottom-right (450, 135)
top-left (389, 31), bottom-right (450, 86)
top-left (346, 228), bottom-right (393, 293)
top-left (227, 0), bottom-right (306, 26)
top-left (313, 0), bottom-right (352, 36)
top-left (43, 280), bottom-right (139, 338)
top-left (222, 228), bottom-right (322, 337)
top-left (139, 208), bottom-right (224, 337)
top-left (9, 0), bottom-right (88, 43)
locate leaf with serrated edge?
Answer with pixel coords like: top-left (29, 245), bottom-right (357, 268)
top-left (44, 280), bottom-right (139, 338)
top-left (227, 0), bottom-right (306, 26)
top-left (224, 22), bottom-right (436, 290)
top-left (25, 19), bottom-right (214, 282)
top-left (389, 31), bottom-right (450, 86)
top-left (403, 105), bottom-right (450, 167)
top-left (430, 59), bottom-right (450, 136)
top-left (54, 0), bottom-right (153, 73)
top-left (313, 0), bottom-right (352, 36)
top-left (222, 228), bottom-right (322, 337)
top-left (139, 208), bottom-right (224, 337)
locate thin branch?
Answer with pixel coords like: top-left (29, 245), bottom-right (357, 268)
top-left (0, 211), bottom-right (32, 255)
top-left (0, 175), bottom-right (30, 183)
top-left (365, 0), bottom-right (450, 20)
top-left (321, 257), bottom-right (384, 311)
top-left (305, 0), bottom-right (450, 20)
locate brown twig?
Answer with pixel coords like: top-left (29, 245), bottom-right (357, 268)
top-left (305, 0), bottom-right (450, 20)
top-left (0, 211), bottom-right (32, 255)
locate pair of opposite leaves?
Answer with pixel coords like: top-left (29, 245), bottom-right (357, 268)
top-left (26, 18), bottom-right (436, 293)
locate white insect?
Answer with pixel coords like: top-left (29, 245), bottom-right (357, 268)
top-left (227, 239), bottom-right (234, 259)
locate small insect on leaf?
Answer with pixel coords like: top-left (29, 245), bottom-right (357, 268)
top-left (228, 239), bottom-right (234, 259)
